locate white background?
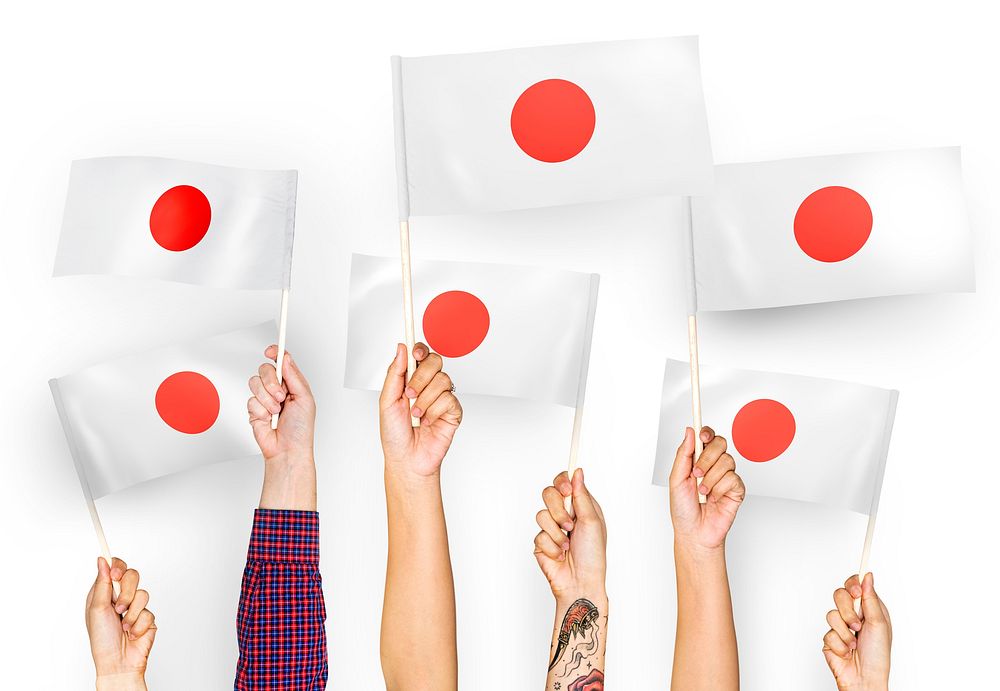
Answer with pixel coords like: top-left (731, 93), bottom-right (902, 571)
top-left (1, 1), bottom-right (997, 689)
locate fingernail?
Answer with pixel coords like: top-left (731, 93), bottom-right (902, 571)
top-left (116, 604), bottom-right (127, 614)
top-left (562, 522), bottom-right (574, 532)
top-left (274, 389), bottom-right (286, 401)
top-left (111, 569), bottom-right (122, 580)
top-left (122, 622), bottom-right (131, 632)
top-left (562, 542), bottom-right (570, 551)
top-left (701, 431), bottom-right (709, 442)
top-left (411, 406), bottom-right (423, 417)
top-left (849, 639), bottom-right (857, 650)
top-left (692, 467), bottom-right (704, 478)
top-left (850, 622), bottom-right (861, 632)
top-left (699, 483), bottom-right (710, 495)
top-left (558, 552), bottom-right (565, 561)
top-left (851, 587), bottom-right (862, 598)
top-left (405, 387), bottom-right (416, 399)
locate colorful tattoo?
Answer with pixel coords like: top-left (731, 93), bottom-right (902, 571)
top-left (568, 668), bottom-right (604, 691)
top-left (548, 598), bottom-right (601, 672)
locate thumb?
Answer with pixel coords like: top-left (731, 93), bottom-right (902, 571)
top-left (571, 468), bottom-right (599, 522)
top-left (90, 557), bottom-right (113, 609)
top-left (379, 344), bottom-right (407, 410)
top-left (860, 572), bottom-right (886, 624)
top-left (279, 350), bottom-right (312, 398)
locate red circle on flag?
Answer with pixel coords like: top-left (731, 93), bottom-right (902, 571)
top-left (793, 186), bottom-right (873, 262)
top-left (510, 79), bottom-right (596, 163)
top-left (149, 185), bottom-right (212, 251)
top-left (155, 371), bottom-right (220, 434)
top-left (732, 399), bottom-right (796, 463)
top-left (422, 291), bottom-right (490, 358)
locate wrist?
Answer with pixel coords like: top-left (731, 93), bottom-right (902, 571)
top-left (264, 449), bottom-right (314, 467)
top-left (383, 457), bottom-right (441, 490)
top-left (96, 672), bottom-right (146, 691)
top-left (674, 537), bottom-right (726, 564)
top-left (259, 450), bottom-right (317, 511)
top-left (554, 587), bottom-right (608, 610)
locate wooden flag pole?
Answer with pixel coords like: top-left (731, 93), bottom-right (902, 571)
top-left (854, 510), bottom-right (878, 613)
top-left (85, 494), bottom-right (120, 598)
top-left (565, 275), bottom-right (600, 514)
top-left (688, 315), bottom-right (706, 504)
top-left (400, 220), bottom-right (419, 427)
top-left (50, 379), bottom-right (121, 597)
top-left (681, 196), bottom-right (707, 504)
top-left (270, 288), bottom-right (290, 430)
top-left (392, 57), bottom-right (418, 427)
top-left (854, 389), bottom-right (895, 613)
top-left (565, 407), bottom-right (585, 514)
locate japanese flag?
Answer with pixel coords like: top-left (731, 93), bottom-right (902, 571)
top-left (55, 157), bottom-right (297, 289)
top-left (651, 360), bottom-right (898, 514)
top-left (49, 322), bottom-right (270, 499)
top-left (686, 147), bottom-right (975, 312)
top-left (345, 254), bottom-right (599, 407)
top-left (392, 36), bottom-right (713, 218)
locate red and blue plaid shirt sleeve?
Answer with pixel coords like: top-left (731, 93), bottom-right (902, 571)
top-left (234, 509), bottom-right (328, 690)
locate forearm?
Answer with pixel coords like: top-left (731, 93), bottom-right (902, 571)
top-left (96, 673), bottom-right (146, 691)
top-left (672, 543), bottom-right (739, 691)
top-left (381, 468), bottom-right (457, 691)
top-left (546, 590), bottom-right (608, 691)
top-left (259, 451), bottom-right (317, 510)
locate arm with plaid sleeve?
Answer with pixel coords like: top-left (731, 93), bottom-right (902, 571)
top-left (236, 345), bottom-right (327, 690)
top-left (235, 509), bottom-right (327, 690)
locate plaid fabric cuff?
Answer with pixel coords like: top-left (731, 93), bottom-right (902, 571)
top-left (247, 509), bottom-right (320, 564)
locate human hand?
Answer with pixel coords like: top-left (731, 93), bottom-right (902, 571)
top-left (379, 343), bottom-right (463, 480)
top-left (533, 469), bottom-right (607, 602)
top-left (823, 573), bottom-right (892, 691)
top-left (86, 557), bottom-right (156, 690)
top-left (247, 345), bottom-right (316, 463)
top-left (669, 426), bottom-right (746, 553)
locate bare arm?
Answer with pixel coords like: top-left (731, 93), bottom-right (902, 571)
top-left (535, 470), bottom-right (608, 691)
top-left (379, 343), bottom-right (463, 691)
top-left (669, 427), bottom-right (745, 691)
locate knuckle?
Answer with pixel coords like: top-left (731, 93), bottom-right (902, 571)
top-left (438, 372), bottom-right (452, 388)
top-left (535, 510), bottom-right (549, 525)
top-left (425, 353), bottom-right (442, 368)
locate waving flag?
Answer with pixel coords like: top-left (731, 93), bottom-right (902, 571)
top-left (392, 36), bottom-right (713, 218)
top-left (49, 322), bottom-right (270, 498)
top-left (686, 147), bottom-right (974, 311)
top-left (345, 254), bottom-right (599, 406)
top-left (651, 360), bottom-right (898, 514)
top-left (55, 157), bottom-right (297, 289)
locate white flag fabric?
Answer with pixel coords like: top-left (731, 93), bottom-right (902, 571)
top-left (651, 360), bottom-right (898, 515)
top-left (392, 36), bottom-right (714, 217)
top-left (345, 254), bottom-right (599, 407)
top-left (55, 157), bottom-right (297, 289)
top-left (50, 322), bottom-right (271, 499)
top-left (687, 147), bottom-right (975, 311)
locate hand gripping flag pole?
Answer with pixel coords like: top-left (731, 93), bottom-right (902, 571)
top-left (682, 197), bottom-right (707, 504)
